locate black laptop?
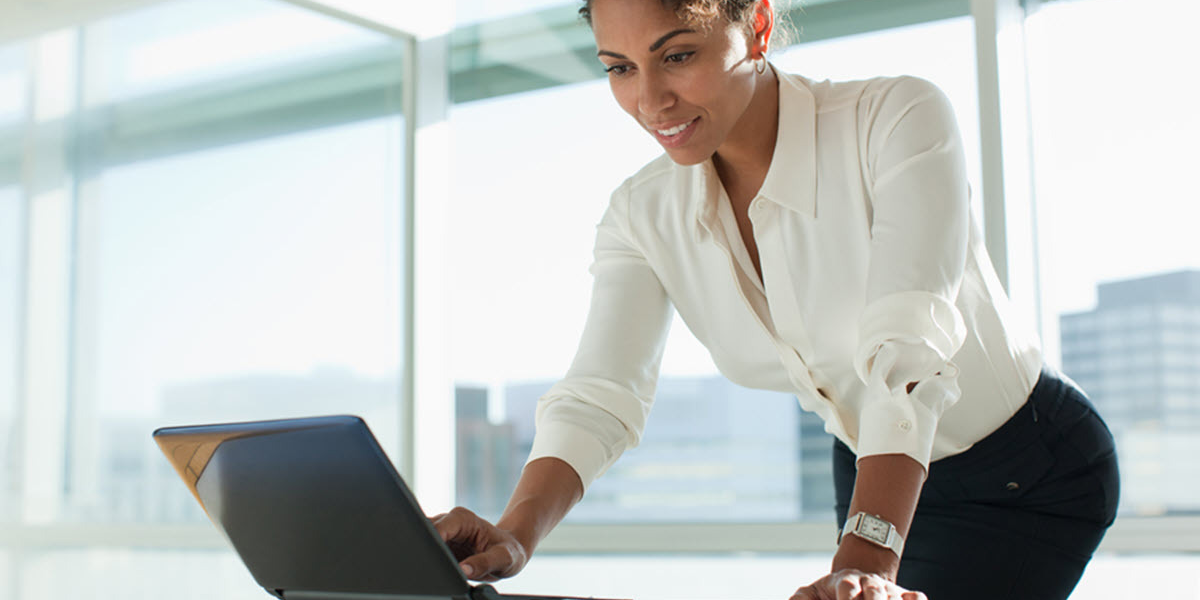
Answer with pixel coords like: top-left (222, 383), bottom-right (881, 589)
top-left (153, 415), bottom-right (622, 600)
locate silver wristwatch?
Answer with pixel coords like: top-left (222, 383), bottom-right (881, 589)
top-left (839, 512), bottom-right (905, 557)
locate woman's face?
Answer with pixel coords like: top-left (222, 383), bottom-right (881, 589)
top-left (591, 0), bottom-right (761, 166)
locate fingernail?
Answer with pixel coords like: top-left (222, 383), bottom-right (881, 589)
top-left (461, 564), bottom-right (474, 577)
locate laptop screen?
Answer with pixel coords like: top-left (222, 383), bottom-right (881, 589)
top-left (154, 416), bottom-right (472, 600)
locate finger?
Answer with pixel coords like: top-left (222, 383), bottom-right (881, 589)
top-left (836, 576), bottom-right (862, 600)
top-left (788, 587), bottom-right (817, 600)
top-left (432, 507), bottom-right (480, 542)
top-left (886, 582), bottom-right (921, 600)
top-left (787, 585), bottom-right (816, 600)
top-left (860, 581), bottom-right (887, 600)
top-left (460, 543), bottom-right (518, 582)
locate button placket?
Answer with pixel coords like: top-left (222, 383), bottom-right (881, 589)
top-left (707, 212), bottom-right (821, 399)
top-left (752, 200), bottom-right (816, 363)
top-left (752, 203), bottom-right (835, 411)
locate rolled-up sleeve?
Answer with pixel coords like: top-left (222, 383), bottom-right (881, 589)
top-left (852, 77), bottom-right (971, 470)
top-left (526, 180), bottom-right (674, 491)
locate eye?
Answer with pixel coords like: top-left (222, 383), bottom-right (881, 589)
top-left (665, 51), bottom-right (694, 65)
top-left (604, 63), bottom-right (632, 76)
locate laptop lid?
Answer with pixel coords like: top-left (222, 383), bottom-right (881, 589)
top-left (152, 415), bottom-right (474, 600)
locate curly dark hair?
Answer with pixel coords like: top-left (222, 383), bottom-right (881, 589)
top-left (578, 0), bottom-right (761, 31)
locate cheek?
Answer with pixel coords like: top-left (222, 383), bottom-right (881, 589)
top-left (610, 81), bottom-right (640, 120)
top-left (679, 78), bottom-right (731, 121)
top-left (700, 72), bottom-right (753, 122)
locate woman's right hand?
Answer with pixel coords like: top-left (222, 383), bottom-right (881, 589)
top-left (430, 507), bottom-right (531, 582)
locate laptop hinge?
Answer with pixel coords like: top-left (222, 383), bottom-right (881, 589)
top-left (468, 584), bottom-right (503, 600)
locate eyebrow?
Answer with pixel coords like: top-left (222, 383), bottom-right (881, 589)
top-left (597, 28), bottom-right (696, 59)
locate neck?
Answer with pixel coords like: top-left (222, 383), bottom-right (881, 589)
top-left (712, 66), bottom-right (780, 194)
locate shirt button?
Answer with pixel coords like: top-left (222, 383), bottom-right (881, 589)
top-left (752, 199), bottom-right (765, 212)
top-left (897, 420), bottom-right (912, 432)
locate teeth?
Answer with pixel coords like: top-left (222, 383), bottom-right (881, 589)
top-left (657, 119), bottom-right (693, 136)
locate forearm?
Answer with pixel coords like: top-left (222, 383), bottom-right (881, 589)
top-left (831, 452), bottom-right (925, 580)
top-left (496, 457), bottom-right (584, 556)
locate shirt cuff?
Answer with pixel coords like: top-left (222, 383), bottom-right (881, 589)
top-left (855, 361), bottom-right (962, 472)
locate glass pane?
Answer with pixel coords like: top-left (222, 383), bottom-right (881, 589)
top-left (0, 186), bottom-right (19, 521)
top-left (0, 43), bottom-right (24, 194)
top-left (449, 79), bottom-right (672, 522)
top-left (87, 0), bottom-right (395, 104)
top-left (450, 18), bottom-right (978, 524)
top-left (0, 44), bottom-right (25, 124)
top-left (1027, 0), bottom-right (1200, 517)
top-left (454, 0), bottom-right (574, 27)
top-left (57, 1), bottom-right (407, 524)
top-left (773, 16), bottom-right (982, 211)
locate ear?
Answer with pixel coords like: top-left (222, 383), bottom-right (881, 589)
top-left (752, 0), bottom-right (775, 57)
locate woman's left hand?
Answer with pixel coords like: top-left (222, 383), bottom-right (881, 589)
top-left (789, 569), bottom-right (928, 600)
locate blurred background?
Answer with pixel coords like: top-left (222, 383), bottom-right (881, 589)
top-left (0, 0), bottom-right (1197, 598)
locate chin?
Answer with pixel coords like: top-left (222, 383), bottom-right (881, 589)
top-left (662, 147), bottom-right (712, 166)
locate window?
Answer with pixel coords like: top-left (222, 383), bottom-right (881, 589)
top-left (773, 16), bottom-right (982, 209)
top-left (0, 43), bottom-right (24, 123)
top-left (71, 117), bottom-right (406, 523)
top-left (84, 0), bottom-right (389, 104)
top-left (449, 14), bottom-right (980, 525)
top-left (5, 1), bottom-right (1200, 599)
top-left (63, 0), bottom-right (405, 525)
top-left (5, 0), bottom-right (408, 597)
top-left (448, 79), bottom-right (805, 523)
top-left (1029, 0), bottom-right (1200, 516)
top-left (0, 37), bottom-right (25, 527)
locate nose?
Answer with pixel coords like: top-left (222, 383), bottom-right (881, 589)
top-left (637, 70), bottom-right (674, 118)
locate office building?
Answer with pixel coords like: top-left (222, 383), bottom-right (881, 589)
top-left (456, 375), bottom-right (836, 523)
top-left (1061, 270), bottom-right (1200, 514)
top-left (455, 385), bottom-right (522, 518)
top-left (1061, 270), bottom-right (1200, 430)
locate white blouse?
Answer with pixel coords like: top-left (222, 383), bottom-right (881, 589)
top-left (527, 69), bottom-right (1043, 491)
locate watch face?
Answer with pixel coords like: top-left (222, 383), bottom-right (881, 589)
top-left (860, 514), bottom-right (891, 544)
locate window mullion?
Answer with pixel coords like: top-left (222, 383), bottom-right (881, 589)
top-left (971, 0), bottom-right (1043, 341)
top-left (17, 29), bottom-right (79, 526)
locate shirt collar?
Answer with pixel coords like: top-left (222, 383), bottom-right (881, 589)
top-left (759, 70), bottom-right (818, 218)
top-left (692, 67), bottom-right (819, 242)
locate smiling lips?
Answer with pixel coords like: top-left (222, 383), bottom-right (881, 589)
top-left (650, 117), bottom-right (699, 148)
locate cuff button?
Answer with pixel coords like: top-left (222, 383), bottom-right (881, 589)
top-left (897, 420), bottom-right (912, 431)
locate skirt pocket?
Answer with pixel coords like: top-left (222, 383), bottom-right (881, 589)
top-left (929, 434), bottom-right (1056, 506)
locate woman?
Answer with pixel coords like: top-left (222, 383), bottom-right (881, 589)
top-left (433, 1), bottom-right (1120, 598)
